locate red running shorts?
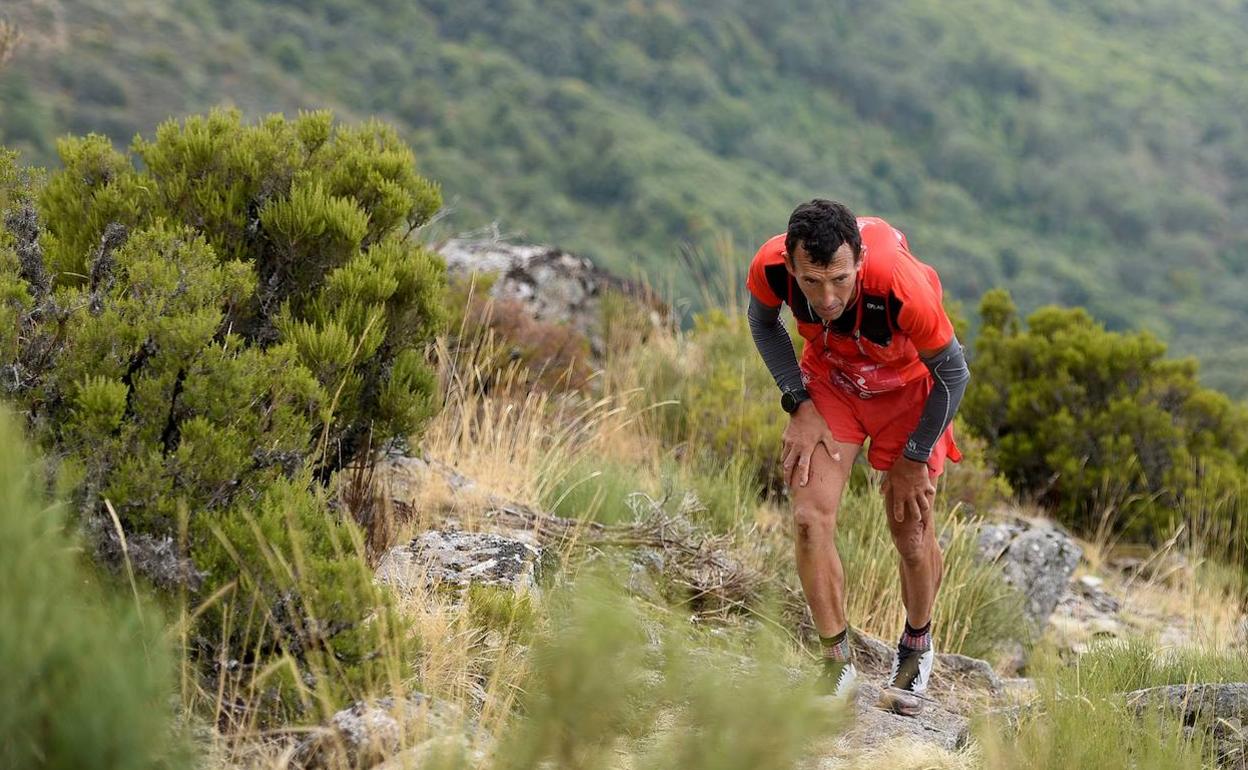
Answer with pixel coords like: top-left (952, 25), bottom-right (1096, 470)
top-left (805, 372), bottom-right (962, 477)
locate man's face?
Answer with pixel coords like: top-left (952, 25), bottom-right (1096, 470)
top-left (785, 241), bottom-right (859, 321)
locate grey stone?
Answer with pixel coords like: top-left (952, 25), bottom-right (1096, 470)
top-left (822, 681), bottom-right (971, 759)
top-left (294, 693), bottom-right (463, 769)
top-left (976, 515), bottom-right (1082, 629)
top-left (439, 235), bottom-right (668, 357)
top-left (1126, 683), bottom-right (1248, 724)
top-left (938, 651), bottom-right (1003, 694)
top-left (1126, 684), bottom-right (1248, 769)
top-left (376, 530), bottom-right (541, 594)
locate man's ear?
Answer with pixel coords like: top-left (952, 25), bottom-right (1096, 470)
top-left (782, 251), bottom-right (796, 276)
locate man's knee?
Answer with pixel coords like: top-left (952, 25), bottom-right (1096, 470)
top-left (889, 519), bottom-right (930, 565)
top-left (793, 500), bottom-right (839, 543)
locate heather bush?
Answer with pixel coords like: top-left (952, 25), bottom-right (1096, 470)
top-left (0, 111), bottom-right (445, 715)
top-left (964, 288), bottom-right (1248, 547)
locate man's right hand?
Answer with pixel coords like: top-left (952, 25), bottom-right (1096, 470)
top-left (781, 401), bottom-right (840, 488)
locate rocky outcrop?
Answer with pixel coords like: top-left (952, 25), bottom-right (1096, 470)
top-left (976, 515), bottom-right (1082, 630)
top-left (1127, 683), bottom-right (1248, 769)
top-left (376, 530), bottom-right (542, 594)
top-left (438, 234), bottom-right (668, 357)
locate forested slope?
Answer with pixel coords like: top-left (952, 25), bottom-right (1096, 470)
top-left (3, 0), bottom-right (1247, 392)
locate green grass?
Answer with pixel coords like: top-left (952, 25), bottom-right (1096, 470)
top-left (977, 637), bottom-right (1248, 769)
top-left (538, 453), bottom-right (650, 526)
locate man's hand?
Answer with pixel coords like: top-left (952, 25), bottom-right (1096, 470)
top-left (884, 456), bottom-right (935, 522)
top-left (781, 401), bottom-right (840, 488)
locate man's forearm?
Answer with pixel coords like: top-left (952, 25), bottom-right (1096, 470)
top-left (747, 295), bottom-right (804, 394)
top-left (903, 336), bottom-right (970, 463)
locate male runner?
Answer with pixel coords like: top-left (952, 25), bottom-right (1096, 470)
top-left (745, 199), bottom-right (970, 715)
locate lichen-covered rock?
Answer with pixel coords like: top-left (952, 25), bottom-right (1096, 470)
top-left (976, 515), bottom-right (1082, 630)
top-left (376, 530), bottom-right (541, 593)
top-left (439, 236), bottom-right (667, 357)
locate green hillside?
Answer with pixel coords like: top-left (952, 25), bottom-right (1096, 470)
top-left (2, 0), bottom-right (1247, 393)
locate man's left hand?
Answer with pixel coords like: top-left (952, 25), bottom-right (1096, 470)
top-left (884, 456), bottom-right (935, 522)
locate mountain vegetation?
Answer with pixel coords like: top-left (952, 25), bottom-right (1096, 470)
top-left (2, 0), bottom-right (1247, 394)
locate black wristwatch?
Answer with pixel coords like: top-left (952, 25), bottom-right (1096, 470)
top-left (780, 388), bottom-right (811, 414)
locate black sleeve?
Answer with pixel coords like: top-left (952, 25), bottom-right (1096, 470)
top-left (903, 336), bottom-right (970, 463)
top-left (747, 295), bottom-right (804, 395)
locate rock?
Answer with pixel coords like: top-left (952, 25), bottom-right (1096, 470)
top-left (820, 681), bottom-right (971, 761)
top-left (439, 235), bottom-right (668, 357)
top-left (1075, 574), bottom-right (1122, 614)
top-left (1127, 683), bottom-right (1248, 722)
top-left (976, 515), bottom-right (1082, 630)
top-left (938, 651), bottom-right (1003, 694)
top-left (1126, 683), bottom-right (1248, 768)
top-left (376, 530), bottom-right (541, 594)
top-left (993, 640), bottom-right (1028, 677)
top-left (294, 693), bottom-right (463, 769)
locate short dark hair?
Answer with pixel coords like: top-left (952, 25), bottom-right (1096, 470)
top-left (784, 199), bottom-right (861, 267)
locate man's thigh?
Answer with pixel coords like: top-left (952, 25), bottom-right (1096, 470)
top-left (790, 440), bottom-right (863, 514)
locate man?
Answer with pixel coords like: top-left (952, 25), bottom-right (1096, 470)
top-left (746, 199), bottom-right (970, 715)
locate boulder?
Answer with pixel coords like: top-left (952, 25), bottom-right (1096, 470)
top-left (976, 515), bottom-right (1082, 630)
top-left (438, 235), bottom-right (668, 357)
top-left (376, 530), bottom-right (541, 594)
top-left (814, 682), bottom-right (971, 767)
top-left (1126, 683), bottom-right (1248, 769)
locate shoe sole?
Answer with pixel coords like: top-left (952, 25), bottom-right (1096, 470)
top-left (875, 686), bottom-right (925, 717)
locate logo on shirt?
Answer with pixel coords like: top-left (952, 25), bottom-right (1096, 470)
top-left (865, 301), bottom-right (885, 311)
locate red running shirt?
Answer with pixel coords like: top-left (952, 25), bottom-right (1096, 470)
top-left (745, 217), bottom-right (953, 397)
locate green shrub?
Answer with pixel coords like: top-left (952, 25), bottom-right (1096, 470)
top-left (667, 451), bottom-right (763, 534)
top-left (964, 288), bottom-right (1248, 545)
top-left (0, 111), bottom-right (444, 715)
top-left (0, 408), bottom-right (192, 770)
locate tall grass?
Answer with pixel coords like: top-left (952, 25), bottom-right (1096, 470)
top-left (976, 637), bottom-right (1248, 769)
top-left (816, 484), bottom-right (1029, 660)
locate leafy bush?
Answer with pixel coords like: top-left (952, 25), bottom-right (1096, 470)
top-left (0, 408), bottom-right (191, 770)
top-left (963, 288), bottom-right (1248, 545)
top-left (0, 111), bottom-right (444, 714)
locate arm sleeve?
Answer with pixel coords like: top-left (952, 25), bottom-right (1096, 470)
top-left (903, 336), bottom-right (970, 463)
top-left (747, 294), bottom-right (804, 394)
